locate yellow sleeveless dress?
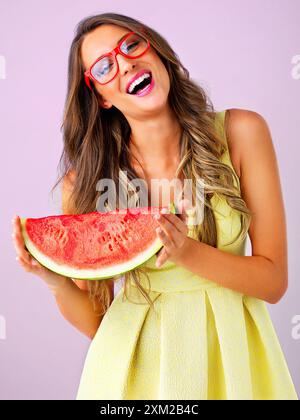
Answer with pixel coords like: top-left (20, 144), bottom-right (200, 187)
top-left (76, 110), bottom-right (298, 400)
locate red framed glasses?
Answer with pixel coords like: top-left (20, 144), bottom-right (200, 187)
top-left (84, 31), bottom-right (151, 90)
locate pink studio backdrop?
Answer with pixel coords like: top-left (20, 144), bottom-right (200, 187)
top-left (0, 0), bottom-right (299, 399)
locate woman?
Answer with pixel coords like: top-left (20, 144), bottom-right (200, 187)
top-left (12, 13), bottom-right (298, 400)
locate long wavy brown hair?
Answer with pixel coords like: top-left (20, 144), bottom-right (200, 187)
top-left (51, 12), bottom-right (253, 316)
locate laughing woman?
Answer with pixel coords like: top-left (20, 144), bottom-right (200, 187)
top-left (13, 13), bottom-right (298, 400)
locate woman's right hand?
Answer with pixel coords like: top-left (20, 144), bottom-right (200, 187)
top-left (12, 214), bottom-right (72, 294)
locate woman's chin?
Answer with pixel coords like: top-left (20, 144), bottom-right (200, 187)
top-left (132, 92), bottom-right (169, 113)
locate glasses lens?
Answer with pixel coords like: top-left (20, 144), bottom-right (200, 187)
top-left (120, 33), bottom-right (149, 57)
top-left (91, 55), bottom-right (116, 84)
top-left (89, 33), bottom-right (149, 85)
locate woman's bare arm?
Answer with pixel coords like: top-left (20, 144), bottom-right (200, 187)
top-left (174, 109), bottom-right (288, 304)
top-left (52, 278), bottom-right (113, 340)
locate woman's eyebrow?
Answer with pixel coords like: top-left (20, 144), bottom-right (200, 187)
top-left (98, 33), bottom-right (129, 57)
top-left (99, 33), bottom-right (129, 57)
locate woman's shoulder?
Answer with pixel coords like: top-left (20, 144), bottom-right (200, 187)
top-left (61, 169), bottom-right (76, 215)
top-left (222, 108), bottom-right (270, 179)
top-left (224, 108), bottom-right (268, 130)
top-left (62, 169), bottom-right (76, 191)
top-left (64, 168), bottom-right (76, 184)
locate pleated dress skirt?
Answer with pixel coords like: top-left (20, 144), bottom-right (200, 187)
top-left (76, 202), bottom-right (298, 400)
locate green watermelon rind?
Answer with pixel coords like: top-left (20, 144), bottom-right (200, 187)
top-left (19, 203), bottom-right (176, 281)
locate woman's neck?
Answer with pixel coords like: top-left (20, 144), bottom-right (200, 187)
top-left (128, 107), bottom-right (182, 173)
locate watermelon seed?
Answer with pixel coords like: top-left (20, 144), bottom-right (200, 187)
top-left (108, 244), bottom-right (113, 252)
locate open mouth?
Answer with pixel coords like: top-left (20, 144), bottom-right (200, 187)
top-left (127, 72), bottom-right (153, 96)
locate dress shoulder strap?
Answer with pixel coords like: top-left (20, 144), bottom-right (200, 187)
top-left (214, 110), bottom-right (228, 148)
top-left (214, 110), bottom-right (241, 192)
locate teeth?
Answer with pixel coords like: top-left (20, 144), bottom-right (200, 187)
top-left (128, 73), bottom-right (151, 94)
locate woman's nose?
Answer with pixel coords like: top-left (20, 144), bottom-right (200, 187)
top-left (116, 54), bottom-right (137, 76)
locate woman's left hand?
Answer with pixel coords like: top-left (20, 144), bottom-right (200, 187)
top-left (154, 199), bottom-right (191, 268)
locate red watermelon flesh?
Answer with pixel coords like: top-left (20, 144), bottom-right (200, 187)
top-left (20, 205), bottom-right (176, 280)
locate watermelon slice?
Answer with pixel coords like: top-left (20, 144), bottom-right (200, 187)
top-left (20, 204), bottom-right (177, 280)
